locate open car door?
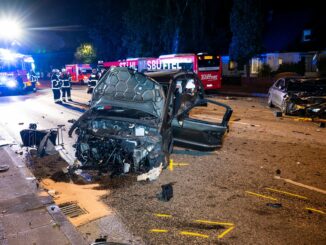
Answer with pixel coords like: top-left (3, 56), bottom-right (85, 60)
top-left (172, 98), bottom-right (232, 151)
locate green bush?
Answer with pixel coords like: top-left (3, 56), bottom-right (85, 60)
top-left (258, 63), bottom-right (272, 77)
top-left (277, 61), bottom-right (305, 75)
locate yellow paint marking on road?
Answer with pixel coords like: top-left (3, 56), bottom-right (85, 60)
top-left (305, 207), bottom-right (325, 214)
top-left (266, 187), bottom-right (308, 200)
top-left (169, 159), bottom-right (174, 171)
top-left (245, 191), bottom-right (278, 201)
top-left (150, 229), bottom-right (169, 233)
top-left (194, 220), bottom-right (234, 226)
top-left (217, 226), bottom-right (235, 239)
top-left (173, 163), bottom-right (189, 166)
top-left (154, 213), bottom-right (173, 218)
top-left (169, 159), bottom-right (189, 171)
top-left (180, 231), bottom-right (209, 238)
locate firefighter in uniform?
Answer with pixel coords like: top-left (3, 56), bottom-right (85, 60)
top-left (30, 69), bottom-right (37, 92)
top-left (60, 68), bottom-right (72, 102)
top-left (87, 68), bottom-right (100, 94)
top-left (51, 69), bottom-right (62, 104)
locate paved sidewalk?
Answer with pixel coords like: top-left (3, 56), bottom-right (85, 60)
top-left (0, 146), bottom-right (87, 245)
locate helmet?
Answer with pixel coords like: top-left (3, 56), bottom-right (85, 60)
top-left (92, 68), bottom-right (97, 73)
top-left (52, 69), bottom-right (59, 73)
top-left (61, 68), bottom-right (66, 73)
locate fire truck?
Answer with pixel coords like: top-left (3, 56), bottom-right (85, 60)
top-left (65, 64), bottom-right (92, 84)
top-left (102, 53), bottom-right (222, 90)
top-left (0, 48), bottom-right (37, 94)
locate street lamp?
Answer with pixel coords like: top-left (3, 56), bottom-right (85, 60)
top-left (0, 18), bottom-right (22, 40)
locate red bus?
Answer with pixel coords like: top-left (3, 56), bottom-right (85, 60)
top-left (65, 64), bottom-right (92, 84)
top-left (102, 53), bottom-right (222, 90)
top-left (103, 58), bottom-right (140, 71)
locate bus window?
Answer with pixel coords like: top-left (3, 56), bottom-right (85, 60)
top-left (198, 57), bottom-right (220, 71)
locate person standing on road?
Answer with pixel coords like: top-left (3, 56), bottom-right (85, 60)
top-left (87, 68), bottom-right (100, 94)
top-left (30, 69), bottom-right (37, 92)
top-left (60, 68), bottom-right (73, 102)
top-left (51, 69), bottom-right (62, 104)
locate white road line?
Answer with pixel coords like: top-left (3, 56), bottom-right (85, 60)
top-left (274, 176), bottom-right (326, 195)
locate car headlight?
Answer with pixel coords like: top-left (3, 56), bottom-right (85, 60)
top-left (6, 80), bottom-right (17, 88)
top-left (311, 108), bottom-right (321, 113)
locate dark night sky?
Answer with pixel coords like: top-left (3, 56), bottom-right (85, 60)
top-left (0, 0), bottom-right (324, 69)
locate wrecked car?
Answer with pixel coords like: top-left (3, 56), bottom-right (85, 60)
top-left (69, 67), bottom-right (232, 180)
top-left (268, 77), bottom-right (326, 118)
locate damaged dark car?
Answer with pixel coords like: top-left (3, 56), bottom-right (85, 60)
top-left (69, 67), bottom-right (232, 180)
top-left (268, 77), bottom-right (326, 118)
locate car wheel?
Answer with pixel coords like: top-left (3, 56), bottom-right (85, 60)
top-left (281, 100), bottom-right (289, 114)
top-left (267, 94), bottom-right (274, 107)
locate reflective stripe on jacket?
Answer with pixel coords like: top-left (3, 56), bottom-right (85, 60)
top-left (51, 74), bottom-right (62, 89)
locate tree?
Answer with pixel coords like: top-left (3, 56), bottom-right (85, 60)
top-left (229, 0), bottom-right (263, 76)
top-left (74, 43), bottom-right (97, 64)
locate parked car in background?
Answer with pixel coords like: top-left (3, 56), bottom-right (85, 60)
top-left (268, 77), bottom-right (326, 118)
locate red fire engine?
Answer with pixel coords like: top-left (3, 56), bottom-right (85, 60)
top-left (65, 64), bottom-right (92, 84)
top-left (102, 53), bottom-right (222, 90)
top-left (0, 48), bottom-right (37, 94)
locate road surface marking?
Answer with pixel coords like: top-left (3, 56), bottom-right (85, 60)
top-left (274, 176), bottom-right (326, 195)
top-left (194, 220), bottom-right (234, 226)
top-left (305, 207), bottom-right (325, 214)
top-left (217, 226), bottom-right (235, 239)
top-left (169, 159), bottom-right (189, 171)
top-left (154, 213), bottom-right (173, 218)
top-left (265, 187), bottom-right (308, 200)
top-left (150, 229), bottom-right (169, 233)
top-left (245, 191), bottom-right (278, 201)
top-left (180, 231), bottom-right (209, 238)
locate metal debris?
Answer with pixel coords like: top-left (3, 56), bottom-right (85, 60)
top-left (157, 183), bottom-right (174, 202)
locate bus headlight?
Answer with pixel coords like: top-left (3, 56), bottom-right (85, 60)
top-left (0, 76), bottom-right (7, 83)
top-left (6, 80), bottom-right (17, 88)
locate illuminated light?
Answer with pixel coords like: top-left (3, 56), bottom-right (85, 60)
top-left (24, 57), bottom-right (34, 63)
top-left (204, 56), bottom-right (213, 60)
top-left (25, 81), bottom-right (32, 87)
top-left (0, 49), bottom-right (16, 61)
top-left (0, 76), bottom-right (7, 82)
top-left (6, 80), bottom-right (17, 88)
top-left (0, 19), bottom-right (22, 40)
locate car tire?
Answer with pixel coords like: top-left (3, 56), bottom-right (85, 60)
top-left (281, 100), bottom-right (289, 114)
top-left (267, 94), bottom-right (274, 107)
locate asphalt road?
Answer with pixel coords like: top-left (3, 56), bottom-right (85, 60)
top-left (0, 84), bottom-right (325, 244)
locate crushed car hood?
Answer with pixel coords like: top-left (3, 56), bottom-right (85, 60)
top-left (91, 67), bottom-right (166, 121)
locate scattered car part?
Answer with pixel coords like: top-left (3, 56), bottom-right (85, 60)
top-left (266, 203), bottom-right (282, 208)
top-left (0, 164), bottom-right (9, 172)
top-left (157, 183), bottom-right (174, 202)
